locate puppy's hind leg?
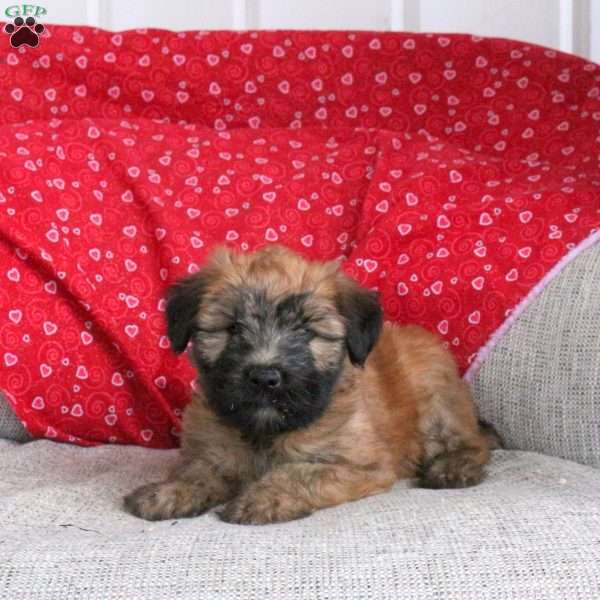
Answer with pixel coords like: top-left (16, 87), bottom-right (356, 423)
top-left (417, 380), bottom-right (493, 489)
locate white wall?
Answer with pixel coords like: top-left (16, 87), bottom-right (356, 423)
top-left (592, 0), bottom-right (600, 62)
top-left (417, 0), bottom-right (559, 49)
top-left (12, 0), bottom-right (599, 62)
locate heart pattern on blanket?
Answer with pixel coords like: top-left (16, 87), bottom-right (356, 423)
top-left (0, 27), bottom-right (598, 448)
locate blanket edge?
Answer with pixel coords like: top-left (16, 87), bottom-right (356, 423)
top-left (464, 228), bottom-right (600, 382)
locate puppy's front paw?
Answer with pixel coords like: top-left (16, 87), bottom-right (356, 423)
top-left (124, 480), bottom-right (213, 521)
top-left (219, 486), bottom-right (311, 525)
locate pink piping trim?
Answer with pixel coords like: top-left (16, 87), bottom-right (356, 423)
top-left (464, 229), bottom-right (600, 382)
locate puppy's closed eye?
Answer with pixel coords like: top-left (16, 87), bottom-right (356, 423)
top-left (308, 322), bottom-right (344, 342)
top-left (195, 320), bottom-right (238, 335)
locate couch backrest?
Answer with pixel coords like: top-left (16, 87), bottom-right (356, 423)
top-left (473, 243), bottom-right (600, 468)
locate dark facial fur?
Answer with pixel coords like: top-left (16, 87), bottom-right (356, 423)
top-left (166, 246), bottom-right (382, 439)
top-left (195, 290), bottom-right (344, 437)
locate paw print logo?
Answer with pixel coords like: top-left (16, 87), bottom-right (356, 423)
top-left (4, 16), bottom-right (45, 48)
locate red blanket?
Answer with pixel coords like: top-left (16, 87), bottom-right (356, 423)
top-left (1, 27), bottom-right (598, 447)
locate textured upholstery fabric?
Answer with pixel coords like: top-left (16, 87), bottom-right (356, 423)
top-left (0, 393), bottom-right (29, 442)
top-left (1, 440), bottom-right (599, 600)
top-left (472, 243), bottom-right (600, 467)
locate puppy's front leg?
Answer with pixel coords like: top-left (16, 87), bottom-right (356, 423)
top-left (219, 462), bottom-right (395, 525)
top-left (124, 458), bottom-right (238, 521)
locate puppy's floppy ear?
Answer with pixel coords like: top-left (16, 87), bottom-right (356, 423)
top-left (166, 272), bottom-right (208, 353)
top-left (336, 274), bottom-right (383, 367)
top-left (166, 246), bottom-right (233, 353)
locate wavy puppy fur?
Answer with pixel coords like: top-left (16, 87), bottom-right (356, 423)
top-left (124, 245), bottom-right (494, 524)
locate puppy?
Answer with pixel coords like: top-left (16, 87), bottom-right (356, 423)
top-left (124, 245), bottom-right (498, 524)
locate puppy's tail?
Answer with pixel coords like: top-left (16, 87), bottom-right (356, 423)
top-left (478, 419), bottom-right (503, 450)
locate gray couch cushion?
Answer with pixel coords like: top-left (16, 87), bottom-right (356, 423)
top-left (0, 393), bottom-right (30, 443)
top-left (1, 440), bottom-right (599, 600)
top-left (472, 243), bottom-right (600, 468)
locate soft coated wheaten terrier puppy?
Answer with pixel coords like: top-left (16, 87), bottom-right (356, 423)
top-left (124, 245), bottom-right (499, 524)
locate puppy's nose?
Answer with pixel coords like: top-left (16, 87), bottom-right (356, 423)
top-left (247, 366), bottom-right (282, 389)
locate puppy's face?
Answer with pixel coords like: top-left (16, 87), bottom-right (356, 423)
top-left (166, 245), bottom-right (382, 437)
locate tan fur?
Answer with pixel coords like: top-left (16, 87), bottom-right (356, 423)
top-left (124, 245), bottom-right (493, 524)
